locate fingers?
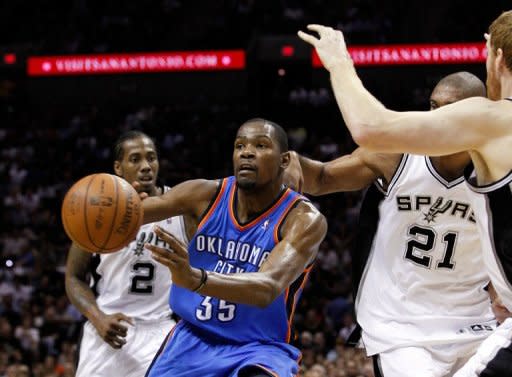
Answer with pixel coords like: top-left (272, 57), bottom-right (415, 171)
top-left (297, 30), bottom-right (318, 46)
top-left (105, 333), bottom-right (127, 349)
top-left (153, 226), bottom-right (188, 256)
top-left (116, 313), bottom-right (134, 326)
top-left (145, 243), bottom-right (181, 267)
top-left (307, 24), bottom-right (330, 34)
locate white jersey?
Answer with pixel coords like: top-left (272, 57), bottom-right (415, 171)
top-left (92, 186), bottom-right (188, 321)
top-left (464, 170), bottom-right (512, 312)
top-left (355, 155), bottom-right (494, 355)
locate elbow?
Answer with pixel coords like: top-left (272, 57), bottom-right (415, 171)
top-left (350, 123), bottom-right (375, 148)
top-left (253, 278), bottom-right (281, 308)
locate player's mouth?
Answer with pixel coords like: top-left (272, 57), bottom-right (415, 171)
top-left (138, 175), bottom-right (153, 183)
top-left (238, 164), bottom-right (256, 174)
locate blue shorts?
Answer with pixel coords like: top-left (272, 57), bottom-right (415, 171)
top-left (146, 321), bottom-right (301, 377)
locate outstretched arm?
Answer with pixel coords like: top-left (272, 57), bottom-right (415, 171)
top-left (142, 179), bottom-right (219, 224)
top-left (291, 148), bottom-right (398, 195)
top-left (147, 201), bottom-right (327, 308)
top-left (298, 25), bottom-right (502, 156)
top-left (65, 244), bottom-right (133, 349)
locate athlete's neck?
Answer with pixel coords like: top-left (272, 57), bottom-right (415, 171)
top-left (236, 180), bottom-right (284, 223)
top-left (500, 74), bottom-right (512, 99)
top-left (430, 153), bottom-right (471, 181)
top-left (148, 186), bottom-right (162, 197)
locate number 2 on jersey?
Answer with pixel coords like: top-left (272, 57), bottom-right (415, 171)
top-left (404, 225), bottom-right (457, 269)
top-left (130, 262), bottom-right (155, 294)
top-left (196, 296), bottom-right (236, 322)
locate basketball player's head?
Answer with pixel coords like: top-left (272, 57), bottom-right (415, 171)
top-left (233, 118), bottom-right (290, 191)
top-left (430, 71), bottom-right (486, 110)
top-left (113, 130), bottom-right (160, 196)
top-left (486, 10), bottom-right (512, 100)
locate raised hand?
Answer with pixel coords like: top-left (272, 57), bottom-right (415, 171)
top-left (297, 24), bottom-right (352, 71)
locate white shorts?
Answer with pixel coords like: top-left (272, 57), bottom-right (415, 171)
top-left (374, 339), bottom-right (484, 377)
top-left (453, 318), bottom-right (512, 377)
top-left (76, 318), bottom-right (175, 377)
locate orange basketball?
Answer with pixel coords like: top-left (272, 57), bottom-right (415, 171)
top-left (61, 173), bottom-right (144, 253)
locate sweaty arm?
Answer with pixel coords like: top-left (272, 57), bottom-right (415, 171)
top-left (65, 244), bottom-right (133, 349)
top-left (298, 25), bottom-right (501, 156)
top-left (293, 148), bottom-right (400, 195)
top-left (142, 179), bottom-right (219, 225)
top-left (148, 201), bottom-right (327, 308)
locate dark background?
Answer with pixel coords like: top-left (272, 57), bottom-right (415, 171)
top-left (0, 1), bottom-right (509, 376)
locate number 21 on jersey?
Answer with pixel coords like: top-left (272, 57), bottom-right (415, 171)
top-left (404, 225), bottom-right (457, 270)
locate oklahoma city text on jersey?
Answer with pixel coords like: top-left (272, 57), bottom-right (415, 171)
top-left (195, 234), bottom-right (271, 274)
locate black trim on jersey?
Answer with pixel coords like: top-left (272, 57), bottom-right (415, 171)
top-left (352, 185), bottom-right (385, 299)
top-left (425, 157), bottom-right (464, 188)
top-left (487, 186), bottom-right (512, 287)
top-left (346, 324), bottom-right (362, 347)
top-left (285, 269), bottom-right (309, 343)
top-left (75, 322), bottom-right (86, 371)
top-left (90, 254), bottom-right (102, 297)
top-left (479, 340), bottom-right (512, 377)
top-left (380, 154), bottom-right (408, 196)
top-left (465, 167), bottom-right (512, 193)
top-left (372, 355), bottom-right (385, 377)
top-left (275, 199), bottom-right (304, 242)
top-left (197, 179), bottom-right (224, 225)
top-left (232, 185), bottom-right (288, 226)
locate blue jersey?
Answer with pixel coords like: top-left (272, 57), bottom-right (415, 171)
top-left (170, 176), bottom-right (310, 343)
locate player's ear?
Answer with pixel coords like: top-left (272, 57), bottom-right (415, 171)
top-left (280, 151), bottom-right (291, 170)
top-left (496, 48), bottom-right (505, 72)
top-left (113, 160), bottom-right (122, 176)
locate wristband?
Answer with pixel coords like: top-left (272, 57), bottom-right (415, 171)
top-left (192, 268), bottom-right (208, 293)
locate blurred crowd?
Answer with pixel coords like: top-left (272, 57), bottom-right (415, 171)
top-left (1, 0), bottom-right (508, 55)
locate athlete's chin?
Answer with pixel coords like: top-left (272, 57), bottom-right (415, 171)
top-left (237, 178), bottom-right (257, 191)
top-left (137, 183), bottom-right (155, 195)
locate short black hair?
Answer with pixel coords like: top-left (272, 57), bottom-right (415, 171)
top-left (113, 130), bottom-right (156, 161)
top-left (436, 71), bottom-right (486, 98)
top-left (242, 118), bottom-right (289, 152)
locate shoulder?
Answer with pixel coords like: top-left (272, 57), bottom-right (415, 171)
top-left (281, 200), bottom-right (327, 239)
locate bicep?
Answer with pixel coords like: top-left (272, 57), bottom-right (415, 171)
top-left (259, 203), bottom-right (327, 289)
top-left (359, 98), bottom-right (493, 156)
top-left (65, 243), bottom-right (92, 281)
top-left (319, 149), bottom-right (380, 193)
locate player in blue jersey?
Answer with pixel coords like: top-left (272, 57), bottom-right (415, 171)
top-left (141, 118), bottom-right (327, 377)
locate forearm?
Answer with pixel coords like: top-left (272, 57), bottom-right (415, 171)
top-left (65, 277), bottom-right (103, 324)
top-left (298, 154), bottom-right (325, 195)
top-left (191, 268), bottom-right (278, 308)
top-left (329, 63), bottom-right (388, 146)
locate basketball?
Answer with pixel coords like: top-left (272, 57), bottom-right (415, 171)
top-left (61, 173), bottom-right (144, 253)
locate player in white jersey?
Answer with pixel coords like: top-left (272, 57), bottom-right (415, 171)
top-left (298, 10), bottom-right (512, 376)
top-left (290, 72), bottom-right (496, 377)
top-left (65, 131), bottom-right (190, 377)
